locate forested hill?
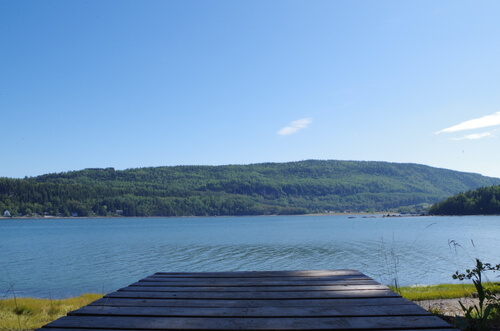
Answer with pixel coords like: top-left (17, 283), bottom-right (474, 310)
top-left (429, 185), bottom-right (500, 215)
top-left (1, 160), bottom-right (500, 217)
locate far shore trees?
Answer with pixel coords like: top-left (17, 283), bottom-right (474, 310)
top-left (1, 160), bottom-right (500, 217)
top-left (429, 185), bottom-right (500, 215)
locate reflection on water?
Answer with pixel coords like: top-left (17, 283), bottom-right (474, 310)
top-left (1, 215), bottom-right (499, 298)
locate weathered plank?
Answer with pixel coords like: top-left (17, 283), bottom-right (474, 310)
top-left (40, 329), bottom-right (457, 331)
top-left (135, 278), bottom-right (378, 286)
top-left (152, 269), bottom-right (365, 278)
top-left (44, 315), bottom-right (454, 330)
top-left (90, 297), bottom-right (415, 308)
top-left (38, 270), bottom-right (457, 330)
top-left (105, 289), bottom-right (399, 299)
top-left (120, 284), bottom-right (389, 292)
top-left (71, 304), bottom-right (432, 317)
top-left (146, 275), bottom-right (371, 282)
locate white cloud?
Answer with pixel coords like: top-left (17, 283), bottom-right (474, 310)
top-left (278, 118), bottom-right (312, 136)
top-left (453, 131), bottom-right (495, 140)
top-left (436, 111), bottom-right (500, 134)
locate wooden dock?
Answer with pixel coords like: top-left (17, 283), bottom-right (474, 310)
top-left (39, 270), bottom-right (457, 330)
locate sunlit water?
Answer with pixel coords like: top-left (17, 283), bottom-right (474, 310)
top-left (1, 215), bottom-right (499, 298)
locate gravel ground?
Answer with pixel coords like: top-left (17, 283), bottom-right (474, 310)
top-left (415, 297), bottom-right (479, 316)
top-left (415, 298), bottom-right (500, 331)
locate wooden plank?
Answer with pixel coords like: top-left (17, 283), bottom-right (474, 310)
top-left (70, 304), bottom-right (432, 317)
top-left (104, 289), bottom-right (399, 300)
top-left (37, 270), bottom-right (458, 330)
top-left (134, 278), bottom-right (379, 286)
top-left (90, 297), bottom-right (415, 308)
top-left (152, 269), bottom-right (365, 278)
top-left (44, 315), bottom-right (454, 330)
top-left (120, 284), bottom-right (389, 292)
top-left (145, 275), bottom-right (370, 282)
top-left (40, 328), bottom-right (456, 331)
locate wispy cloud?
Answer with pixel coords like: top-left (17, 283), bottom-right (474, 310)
top-left (436, 111), bottom-right (500, 134)
top-left (453, 131), bottom-right (495, 140)
top-left (278, 118), bottom-right (312, 136)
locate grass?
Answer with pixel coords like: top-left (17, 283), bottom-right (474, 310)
top-left (390, 282), bottom-right (500, 301)
top-left (0, 293), bottom-right (103, 331)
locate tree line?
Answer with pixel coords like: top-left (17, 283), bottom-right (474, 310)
top-left (1, 160), bottom-right (499, 217)
top-left (429, 185), bottom-right (500, 215)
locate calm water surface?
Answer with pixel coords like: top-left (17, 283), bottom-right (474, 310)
top-left (1, 215), bottom-right (499, 298)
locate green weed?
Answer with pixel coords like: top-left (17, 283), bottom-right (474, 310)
top-left (453, 259), bottom-right (500, 331)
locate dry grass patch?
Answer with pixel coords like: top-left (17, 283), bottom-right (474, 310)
top-left (0, 293), bottom-right (103, 331)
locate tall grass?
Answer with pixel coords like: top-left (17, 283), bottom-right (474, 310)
top-left (0, 293), bottom-right (103, 331)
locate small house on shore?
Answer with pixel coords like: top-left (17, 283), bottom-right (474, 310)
top-left (3, 210), bottom-right (11, 217)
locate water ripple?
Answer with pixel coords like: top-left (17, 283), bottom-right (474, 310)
top-left (1, 215), bottom-right (499, 298)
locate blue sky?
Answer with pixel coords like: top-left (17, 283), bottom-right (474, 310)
top-left (1, 0), bottom-right (500, 178)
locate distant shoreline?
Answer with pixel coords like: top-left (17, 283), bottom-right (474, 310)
top-left (0, 212), bottom-right (432, 220)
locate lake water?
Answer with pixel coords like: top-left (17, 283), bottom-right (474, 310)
top-left (1, 215), bottom-right (499, 299)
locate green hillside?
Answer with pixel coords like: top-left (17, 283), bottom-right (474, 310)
top-left (429, 185), bottom-right (500, 215)
top-left (1, 160), bottom-right (499, 217)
